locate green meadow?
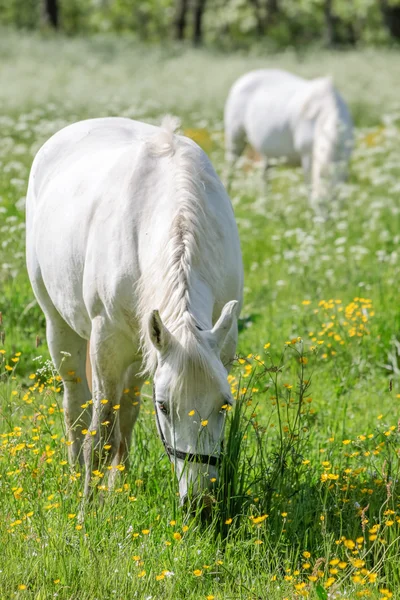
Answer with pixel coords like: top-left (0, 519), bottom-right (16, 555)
top-left (1, 30), bottom-right (400, 599)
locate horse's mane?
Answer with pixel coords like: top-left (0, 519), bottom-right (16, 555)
top-left (137, 117), bottom-right (221, 379)
top-left (301, 77), bottom-right (351, 200)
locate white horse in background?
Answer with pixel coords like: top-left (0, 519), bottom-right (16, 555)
top-left (26, 116), bottom-right (243, 504)
top-left (224, 69), bottom-right (354, 209)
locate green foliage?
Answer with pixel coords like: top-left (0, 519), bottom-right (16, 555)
top-left (0, 0), bottom-right (39, 28)
top-left (0, 0), bottom-right (397, 47)
top-left (60, 0), bottom-right (174, 38)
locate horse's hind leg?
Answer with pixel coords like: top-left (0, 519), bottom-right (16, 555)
top-left (117, 361), bottom-right (143, 468)
top-left (27, 253), bottom-right (91, 465)
top-left (108, 361), bottom-right (144, 487)
top-left (45, 313), bottom-right (92, 465)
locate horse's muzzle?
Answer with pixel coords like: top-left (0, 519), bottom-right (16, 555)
top-left (180, 492), bottom-right (217, 520)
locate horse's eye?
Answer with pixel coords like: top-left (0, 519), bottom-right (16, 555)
top-left (158, 402), bottom-right (169, 416)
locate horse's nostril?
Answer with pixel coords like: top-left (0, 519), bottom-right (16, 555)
top-left (202, 494), bottom-right (216, 509)
top-left (200, 494), bottom-right (216, 520)
top-left (185, 493), bottom-right (216, 519)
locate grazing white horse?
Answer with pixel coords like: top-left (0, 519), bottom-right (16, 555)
top-left (224, 69), bottom-right (354, 208)
top-left (26, 117), bottom-right (243, 502)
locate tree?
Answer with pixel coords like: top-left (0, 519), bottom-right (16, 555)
top-left (381, 0), bottom-right (400, 39)
top-left (249, 0), bottom-right (279, 36)
top-left (193, 0), bottom-right (207, 45)
top-left (44, 0), bottom-right (59, 29)
top-left (323, 0), bottom-right (356, 47)
top-left (174, 0), bottom-right (189, 40)
top-left (324, 0), bottom-right (335, 46)
top-left (174, 0), bottom-right (207, 45)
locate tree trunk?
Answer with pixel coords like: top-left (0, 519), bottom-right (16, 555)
top-left (266, 0), bottom-right (279, 24)
top-left (324, 0), bottom-right (335, 47)
top-left (135, 4), bottom-right (150, 40)
top-left (249, 0), bottom-right (265, 35)
top-left (193, 0), bottom-right (207, 46)
top-left (174, 0), bottom-right (189, 40)
top-left (44, 0), bottom-right (59, 29)
top-left (381, 0), bottom-right (400, 39)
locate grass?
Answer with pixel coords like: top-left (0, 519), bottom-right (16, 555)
top-left (1, 29), bottom-right (400, 599)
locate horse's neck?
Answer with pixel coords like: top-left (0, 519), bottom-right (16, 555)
top-left (158, 195), bottom-right (220, 334)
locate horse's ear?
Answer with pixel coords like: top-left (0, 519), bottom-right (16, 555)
top-left (211, 300), bottom-right (238, 351)
top-left (148, 310), bottom-right (171, 352)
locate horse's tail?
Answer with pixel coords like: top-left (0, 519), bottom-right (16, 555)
top-left (146, 115), bottom-right (181, 158)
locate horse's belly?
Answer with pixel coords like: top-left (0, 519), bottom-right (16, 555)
top-left (259, 128), bottom-right (296, 159)
top-left (31, 191), bottom-right (92, 337)
top-left (28, 155), bottom-right (132, 338)
top-left (248, 122), bottom-right (297, 160)
top-left (245, 95), bottom-right (297, 160)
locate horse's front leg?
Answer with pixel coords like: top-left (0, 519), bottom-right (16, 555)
top-left (83, 318), bottom-right (131, 498)
top-left (108, 361), bottom-right (144, 487)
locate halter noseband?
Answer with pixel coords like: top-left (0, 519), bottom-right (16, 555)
top-left (152, 386), bottom-right (223, 467)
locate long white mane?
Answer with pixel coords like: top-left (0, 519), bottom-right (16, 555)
top-left (137, 117), bottom-right (221, 379)
top-left (301, 77), bottom-right (352, 200)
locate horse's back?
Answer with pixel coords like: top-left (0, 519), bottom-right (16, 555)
top-left (230, 68), bottom-right (303, 93)
top-left (28, 118), bottom-right (158, 203)
top-left (225, 69), bottom-right (308, 159)
top-left (225, 69), bottom-right (306, 118)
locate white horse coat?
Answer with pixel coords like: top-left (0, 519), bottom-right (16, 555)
top-left (224, 69), bottom-right (353, 206)
top-left (26, 117), bottom-right (243, 501)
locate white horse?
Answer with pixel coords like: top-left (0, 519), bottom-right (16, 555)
top-left (224, 69), bottom-right (354, 208)
top-left (26, 116), bottom-right (243, 503)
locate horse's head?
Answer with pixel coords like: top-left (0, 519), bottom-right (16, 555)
top-left (148, 301), bottom-right (238, 505)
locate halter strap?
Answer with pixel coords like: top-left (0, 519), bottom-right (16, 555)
top-left (152, 386), bottom-right (222, 467)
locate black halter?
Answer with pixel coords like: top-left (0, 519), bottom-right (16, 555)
top-left (152, 386), bottom-right (222, 467)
